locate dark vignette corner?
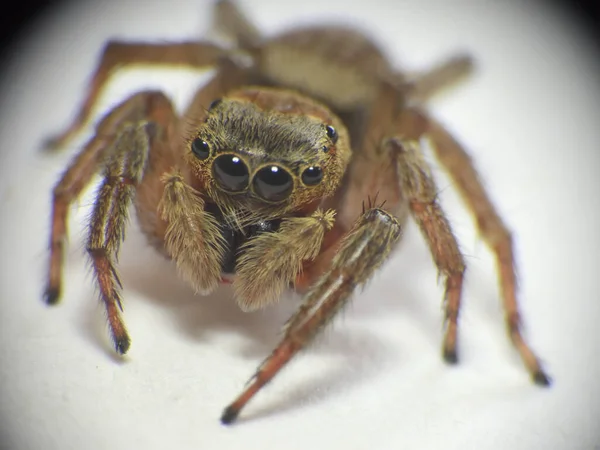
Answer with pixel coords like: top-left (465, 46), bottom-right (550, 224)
top-left (0, 0), bottom-right (599, 57)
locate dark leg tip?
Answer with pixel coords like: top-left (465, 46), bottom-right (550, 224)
top-left (533, 370), bottom-right (551, 387)
top-left (114, 336), bottom-right (131, 355)
top-left (443, 348), bottom-right (459, 364)
top-left (220, 405), bottom-right (239, 425)
top-left (43, 287), bottom-right (60, 305)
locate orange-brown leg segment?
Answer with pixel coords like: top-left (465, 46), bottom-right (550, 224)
top-left (221, 207), bottom-right (402, 424)
top-left (45, 91), bottom-right (177, 354)
top-left (86, 122), bottom-right (154, 354)
top-left (416, 109), bottom-right (550, 385)
top-left (403, 54), bottom-right (474, 104)
top-left (45, 91), bottom-right (170, 305)
top-left (45, 136), bottom-right (114, 305)
top-left (213, 0), bottom-right (262, 50)
top-left (45, 41), bottom-right (224, 150)
top-left (390, 138), bottom-right (466, 363)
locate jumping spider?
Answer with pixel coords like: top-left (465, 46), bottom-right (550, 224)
top-left (44, 0), bottom-right (550, 424)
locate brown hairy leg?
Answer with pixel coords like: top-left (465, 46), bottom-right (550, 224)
top-left (417, 110), bottom-right (550, 384)
top-left (213, 0), bottom-right (262, 50)
top-left (390, 138), bottom-right (466, 362)
top-left (45, 41), bottom-right (224, 150)
top-left (221, 207), bottom-right (402, 424)
top-left (403, 54), bottom-right (474, 103)
top-left (45, 91), bottom-right (178, 354)
top-left (87, 123), bottom-right (153, 354)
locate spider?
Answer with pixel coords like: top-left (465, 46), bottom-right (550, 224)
top-left (44, 0), bottom-right (550, 425)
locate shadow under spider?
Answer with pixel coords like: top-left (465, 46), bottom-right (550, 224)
top-left (114, 222), bottom-right (442, 353)
top-left (68, 219), bottom-right (454, 417)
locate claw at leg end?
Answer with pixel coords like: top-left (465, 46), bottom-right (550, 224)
top-left (533, 369), bottom-right (551, 387)
top-left (43, 286), bottom-right (60, 305)
top-left (220, 405), bottom-right (240, 425)
top-left (114, 335), bottom-right (131, 355)
top-left (443, 347), bottom-right (459, 364)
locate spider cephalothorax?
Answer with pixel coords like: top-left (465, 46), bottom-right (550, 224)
top-left (44, 0), bottom-right (550, 426)
top-left (186, 87), bottom-right (350, 225)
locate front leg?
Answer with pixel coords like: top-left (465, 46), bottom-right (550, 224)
top-left (222, 206), bottom-right (402, 424)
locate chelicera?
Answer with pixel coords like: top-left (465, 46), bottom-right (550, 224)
top-left (44, 0), bottom-right (550, 425)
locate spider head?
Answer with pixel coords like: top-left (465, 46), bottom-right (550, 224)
top-left (186, 87), bottom-right (350, 219)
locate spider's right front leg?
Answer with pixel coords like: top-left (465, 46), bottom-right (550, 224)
top-left (221, 206), bottom-right (403, 424)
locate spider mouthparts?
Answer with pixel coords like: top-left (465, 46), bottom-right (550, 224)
top-left (533, 370), bottom-right (551, 387)
top-left (220, 405), bottom-right (240, 425)
top-left (43, 287), bottom-right (60, 305)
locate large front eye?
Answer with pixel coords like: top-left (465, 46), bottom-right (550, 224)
top-left (213, 154), bottom-right (249, 192)
top-left (253, 165), bottom-right (293, 202)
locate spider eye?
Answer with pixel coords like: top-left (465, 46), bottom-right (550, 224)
top-left (253, 165), bottom-right (293, 202)
top-left (208, 98), bottom-right (222, 111)
top-left (325, 125), bottom-right (338, 144)
top-left (191, 138), bottom-right (210, 160)
top-left (213, 154), bottom-right (249, 192)
top-left (301, 166), bottom-right (323, 186)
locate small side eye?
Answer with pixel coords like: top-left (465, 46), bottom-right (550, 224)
top-left (301, 166), bottom-right (323, 186)
top-left (325, 125), bottom-right (338, 144)
top-left (208, 98), bottom-right (222, 111)
top-left (191, 138), bottom-right (210, 160)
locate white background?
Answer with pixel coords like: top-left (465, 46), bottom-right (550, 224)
top-left (1, 1), bottom-right (599, 449)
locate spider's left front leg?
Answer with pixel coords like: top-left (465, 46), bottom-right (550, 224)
top-left (221, 206), bottom-right (403, 424)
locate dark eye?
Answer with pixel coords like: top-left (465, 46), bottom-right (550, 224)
top-left (191, 138), bottom-right (210, 160)
top-left (325, 125), bottom-right (338, 144)
top-left (208, 98), bottom-right (222, 111)
top-left (301, 166), bottom-right (323, 186)
top-left (253, 165), bottom-right (293, 202)
top-left (213, 154), bottom-right (249, 192)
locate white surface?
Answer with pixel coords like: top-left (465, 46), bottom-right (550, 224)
top-left (1, 1), bottom-right (599, 449)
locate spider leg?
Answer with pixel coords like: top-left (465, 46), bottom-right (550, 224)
top-left (403, 54), bottom-right (474, 104)
top-left (87, 123), bottom-right (153, 354)
top-left (45, 40), bottom-right (225, 150)
top-left (221, 207), bottom-right (402, 424)
top-left (414, 109), bottom-right (550, 385)
top-left (45, 91), bottom-right (178, 354)
top-left (213, 0), bottom-right (262, 50)
top-left (349, 84), bottom-right (467, 363)
top-left (390, 138), bottom-right (466, 363)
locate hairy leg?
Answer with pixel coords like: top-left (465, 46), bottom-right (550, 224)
top-left (45, 91), bottom-right (178, 354)
top-left (419, 111), bottom-right (550, 384)
top-left (221, 207), bottom-right (402, 424)
top-left (403, 54), bottom-right (474, 103)
top-left (390, 138), bottom-right (466, 362)
top-left (46, 41), bottom-right (225, 149)
top-left (87, 122), bottom-right (154, 354)
top-left (213, 0), bottom-right (262, 50)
